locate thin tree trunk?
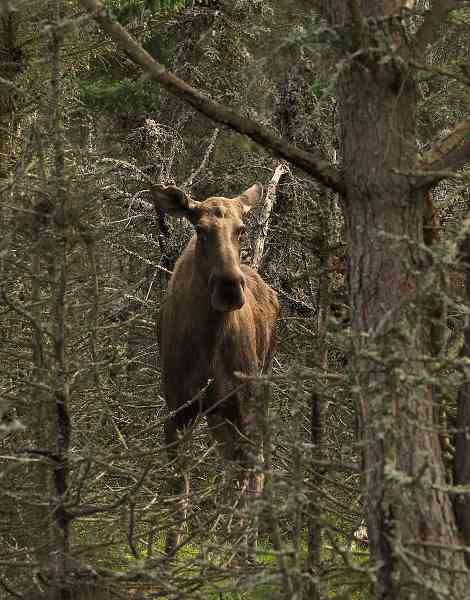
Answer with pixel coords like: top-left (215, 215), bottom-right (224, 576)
top-left (0, 8), bottom-right (23, 178)
top-left (454, 227), bottom-right (470, 567)
top-left (49, 8), bottom-right (72, 593)
top-left (306, 190), bottom-right (334, 600)
top-left (28, 3), bottom-right (73, 596)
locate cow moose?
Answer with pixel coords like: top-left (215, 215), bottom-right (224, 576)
top-left (152, 183), bottom-right (279, 558)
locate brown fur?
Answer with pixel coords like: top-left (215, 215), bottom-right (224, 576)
top-left (154, 185), bottom-right (279, 555)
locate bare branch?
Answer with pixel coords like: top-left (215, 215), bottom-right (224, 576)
top-left (409, 59), bottom-right (470, 87)
top-left (0, 577), bottom-right (24, 599)
top-left (420, 119), bottom-right (470, 174)
top-left (9, 447), bottom-right (61, 462)
top-left (251, 163), bottom-right (288, 271)
top-left (78, 0), bottom-right (345, 194)
top-left (70, 463), bottom-right (152, 518)
top-left (183, 127), bottom-right (219, 188)
top-left (414, 0), bottom-right (465, 59)
top-left (0, 285), bottom-right (52, 349)
top-left (100, 157), bottom-right (156, 189)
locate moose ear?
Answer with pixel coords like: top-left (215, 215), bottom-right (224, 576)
top-left (237, 183), bottom-right (264, 214)
top-left (151, 185), bottom-right (197, 218)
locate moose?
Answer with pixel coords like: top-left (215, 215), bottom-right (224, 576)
top-left (152, 183), bottom-right (279, 557)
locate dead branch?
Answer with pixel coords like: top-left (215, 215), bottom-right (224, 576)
top-left (420, 119), bottom-right (470, 177)
top-left (183, 127), bottom-right (219, 188)
top-left (251, 163), bottom-right (288, 271)
top-left (409, 59), bottom-right (470, 87)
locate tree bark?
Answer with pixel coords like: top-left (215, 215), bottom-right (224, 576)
top-left (454, 227), bottom-right (470, 567)
top-left (328, 2), bottom-right (466, 597)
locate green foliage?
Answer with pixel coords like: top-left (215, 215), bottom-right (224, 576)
top-left (309, 79), bottom-right (324, 99)
top-left (106, 0), bottom-right (212, 23)
top-left (79, 77), bottom-right (161, 116)
top-left (79, 0), bottom-right (215, 118)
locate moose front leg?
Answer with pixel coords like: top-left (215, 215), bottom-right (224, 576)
top-left (238, 386), bottom-right (266, 562)
top-left (207, 390), bottom-right (264, 562)
top-left (164, 418), bottom-right (190, 557)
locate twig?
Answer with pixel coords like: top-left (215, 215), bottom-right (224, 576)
top-left (184, 128), bottom-right (219, 188)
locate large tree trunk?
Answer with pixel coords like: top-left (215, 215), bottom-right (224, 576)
top-left (328, 2), bottom-right (465, 597)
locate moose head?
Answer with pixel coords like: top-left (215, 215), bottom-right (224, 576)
top-left (152, 183), bottom-right (263, 312)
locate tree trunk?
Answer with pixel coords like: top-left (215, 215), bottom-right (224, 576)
top-left (328, 2), bottom-right (466, 597)
top-left (454, 229), bottom-right (470, 567)
top-left (0, 9), bottom-right (23, 178)
top-left (306, 190), bottom-right (335, 600)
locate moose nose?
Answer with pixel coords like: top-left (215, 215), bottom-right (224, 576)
top-left (209, 272), bottom-right (246, 290)
top-left (209, 271), bottom-right (246, 311)
top-left (217, 273), bottom-right (246, 291)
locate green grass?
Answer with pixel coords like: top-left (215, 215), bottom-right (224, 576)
top-left (73, 520), bottom-right (371, 599)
